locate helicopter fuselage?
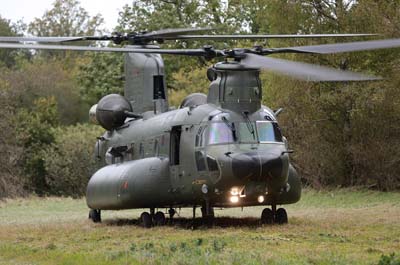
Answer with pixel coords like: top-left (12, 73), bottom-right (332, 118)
top-left (86, 102), bottom-right (301, 210)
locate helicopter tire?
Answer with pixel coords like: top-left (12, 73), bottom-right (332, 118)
top-left (275, 208), bottom-right (288, 224)
top-left (153, 211), bottom-right (166, 226)
top-left (89, 209), bottom-right (101, 223)
top-left (140, 212), bottom-right (153, 228)
top-left (261, 208), bottom-right (274, 224)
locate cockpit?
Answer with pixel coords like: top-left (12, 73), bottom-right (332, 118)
top-left (202, 120), bottom-right (283, 146)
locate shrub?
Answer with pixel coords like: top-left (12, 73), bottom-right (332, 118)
top-left (44, 124), bottom-right (103, 197)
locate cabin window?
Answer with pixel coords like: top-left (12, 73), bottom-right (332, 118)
top-left (154, 139), bottom-right (159, 157)
top-left (153, 75), bottom-right (166, 99)
top-left (207, 155), bottom-right (219, 172)
top-left (195, 151), bottom-right (206, 171)
top-left (170, 126), bottom-right (181, 165)
top-left (195, 126), bottom-right (207, 147)
top-left (139, 143), bottom-right (144, 158)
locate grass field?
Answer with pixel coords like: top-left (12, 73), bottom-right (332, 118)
top-left (0, 189), bottom-right (399, 265)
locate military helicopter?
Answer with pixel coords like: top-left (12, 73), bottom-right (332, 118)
top-left (1, 28), bottom-right (400, 228)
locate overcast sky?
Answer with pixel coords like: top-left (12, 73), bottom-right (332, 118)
top-left (0, 0), bottom-right (133, 32)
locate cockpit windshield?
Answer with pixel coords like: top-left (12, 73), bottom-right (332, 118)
top-left (206, 121), bottom-right (283, 145)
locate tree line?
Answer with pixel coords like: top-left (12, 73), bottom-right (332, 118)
top-left (0, 0), bottom-right (399, 198)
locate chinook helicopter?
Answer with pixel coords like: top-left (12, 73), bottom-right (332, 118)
top-left (2, 28), bottom-right (400, 227)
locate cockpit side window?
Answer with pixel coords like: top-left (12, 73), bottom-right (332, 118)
top-left (207, 122), bottom-right (234, 145)
top-left (256, 121), bottom-right (283, 142)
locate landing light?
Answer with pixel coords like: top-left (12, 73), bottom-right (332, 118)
top-left (230, 195), bottom-right (239, 203)
top-left (230, 187), bottom-right (240, 196)
top-left (257, 195), bottom-right (265, 203)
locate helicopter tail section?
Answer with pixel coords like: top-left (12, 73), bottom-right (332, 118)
top-left (124, 47), bottom-right (169, 115)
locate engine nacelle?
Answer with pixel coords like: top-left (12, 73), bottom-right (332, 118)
top-left (179, 93), bottom-right (207, 108)
top-left (89, 104), bottom-right (98, 124)
top-left (95, 94), bottom-right (132, 131)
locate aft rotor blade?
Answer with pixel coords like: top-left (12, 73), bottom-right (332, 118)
top-left (241, 53), bottom-right (380, 82)
top-left (140, 27), bottom-right (211, 38)
top-left (165, 33), bottom-right (377, 40)
top-left (268, 38), bottom-right (400, 54)
top-left (0, 42), bottom-right (218, 56)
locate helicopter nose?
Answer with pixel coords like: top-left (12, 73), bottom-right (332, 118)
top-left (232, 152), bottom-right (284, 181)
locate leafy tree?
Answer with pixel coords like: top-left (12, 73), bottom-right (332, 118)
top-left (0, 78), bottom-right (24, 198)
top-left (168, 66), bottom-right (209, 107)
top-left (0, 60), bottom-right (86, 124)
top-left (77, 52), bottom-right (124, 106)
top-left (0, 16), bottom-right (29, 68)
top-left (258, 0), bottom-right (400, 189)
top-left (29, 0), bottom-right (104, 37)
top-left (16, 97), bottom-right (59, 195)
top-left (28, 0), bottom-right (105, 61)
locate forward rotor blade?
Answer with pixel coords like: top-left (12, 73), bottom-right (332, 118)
top-left (0, 33), bottom-right (375, 43)
top-left (0, 28), bottom-right (212, 43)
top-left (0, 36), bottom-right (93, 43)
top-left (165, 33), bottom-right (377, 40)
top-left (268, 38), bottom-right (400, 54)
top-left (241, 53), bottom-right (380, 82)
top-left (0, 42), bottom-right (218, 56)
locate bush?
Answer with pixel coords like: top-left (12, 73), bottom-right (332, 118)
top-left (44, 124), bottom-right (103, 197)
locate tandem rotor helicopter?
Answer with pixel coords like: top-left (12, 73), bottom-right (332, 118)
top-left (1, 28), bottom-right (400, 227)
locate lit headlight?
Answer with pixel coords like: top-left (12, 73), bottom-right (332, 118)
top-left (230, 196), bottom-right (239, 203)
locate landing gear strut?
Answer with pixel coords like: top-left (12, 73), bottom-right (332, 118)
top-left (201, 201), bottom-right (214, 226)
top-left (89, 209), bottom-right (101, 223)
top-left (168, 208), bottom-right (176, 220)
top-left (261, 205), bottom-right (288, 224)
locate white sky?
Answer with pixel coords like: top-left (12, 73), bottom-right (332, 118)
top-left (0, 0), bottom-right (133, 32)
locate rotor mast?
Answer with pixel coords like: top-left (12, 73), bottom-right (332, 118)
top-left (207, 62), bottom-right (262, 114)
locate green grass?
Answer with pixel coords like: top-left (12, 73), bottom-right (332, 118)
top-left (0, 189), bottom-right (399, 265)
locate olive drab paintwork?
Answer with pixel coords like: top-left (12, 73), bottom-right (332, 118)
top-left (86, 58), bottom-right (302, 214)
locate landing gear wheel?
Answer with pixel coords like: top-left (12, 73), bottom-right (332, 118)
top-left (261, 208), bottom-right (274, 224)
top-left (89, 209), bottom-right (101, 223)
top-left (140, 212), bottom-right (153, 228)
top-left (275, 208), bottom-right (288, 224)
top-left (153, 211), bottom-right (166, 226)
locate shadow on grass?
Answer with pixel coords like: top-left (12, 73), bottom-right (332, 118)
top-left (103, 216), bottom-right (265, 229)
